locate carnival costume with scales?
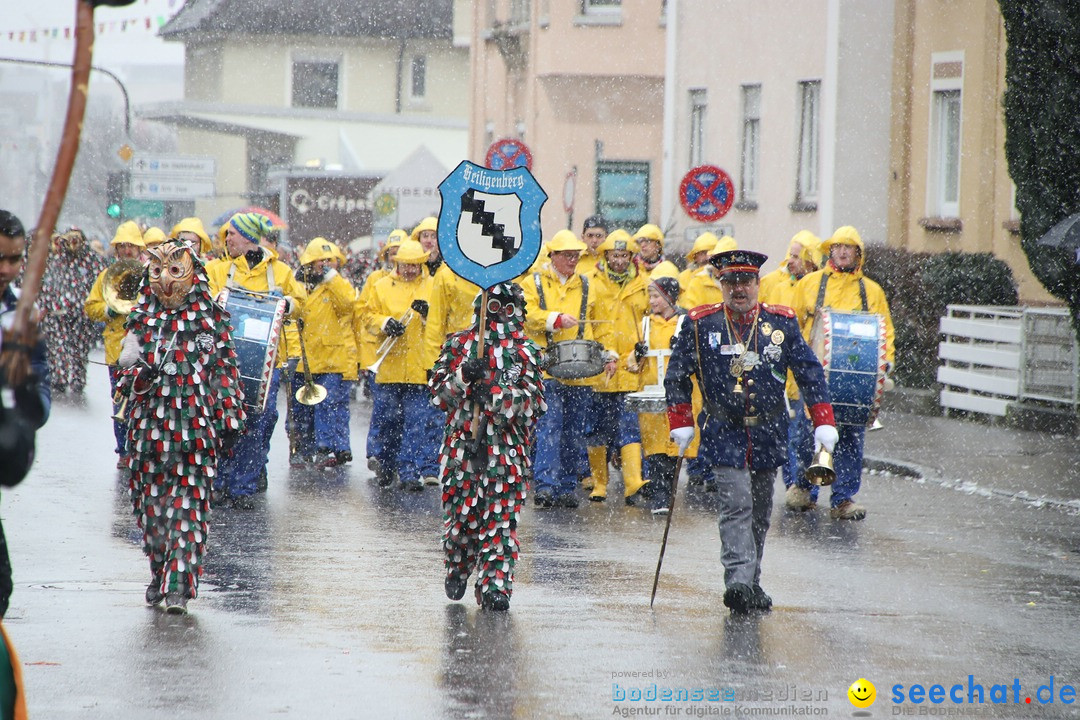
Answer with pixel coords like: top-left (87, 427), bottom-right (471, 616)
top-left (117, 239), bottom-right (246, 613)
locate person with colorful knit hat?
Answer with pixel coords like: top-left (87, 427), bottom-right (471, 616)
top-left (429, 282), bottom-right (546, 611)
top-left (116, 238), bottom-right (247, 613)
top-left (205, 212), bottom-right (306, 506)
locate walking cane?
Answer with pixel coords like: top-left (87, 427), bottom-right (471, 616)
top-left (649, 448), bottom-right (686, 608)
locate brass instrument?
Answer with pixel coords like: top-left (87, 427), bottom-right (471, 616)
top-left (102, 259), bottom-right (144, 316)
top-left (366, 308), bottom-right (415, 374)
top-left (294, 317), bottom-right (328, 406)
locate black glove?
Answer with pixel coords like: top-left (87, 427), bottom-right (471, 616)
top-left (218, 429), bottom-right (238, 453)
top-left (12, 374), bottom-right (47, 429)
top-left (384, 318), bottom-right (406, 337)
top-left (460, 358), bottom-right (485, 383)
top-left (634, 342), bottom-right (648, 362)
top-left (411, 299), bottom-right (429, 318)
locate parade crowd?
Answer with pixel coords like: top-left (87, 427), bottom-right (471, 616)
top-left (2, 207), bottom-right (897, 619)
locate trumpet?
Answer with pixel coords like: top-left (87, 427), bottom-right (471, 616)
top-left (367, 308), bottom-right (415, 374)
top-left (294, 317), bottom-right (327, 406)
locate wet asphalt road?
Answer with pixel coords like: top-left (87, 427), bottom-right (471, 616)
top-left (4, 358), bottom-right (1080, 719)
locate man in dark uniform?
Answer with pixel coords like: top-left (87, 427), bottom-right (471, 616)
top-left (664, 249), bottom-right (838, 614)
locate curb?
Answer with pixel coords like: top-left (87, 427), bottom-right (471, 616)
top-left (862, 454), bottom-right (922, 479)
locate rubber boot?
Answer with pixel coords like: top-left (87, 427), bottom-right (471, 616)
top-left (588, 446), bottom-right (609, 501)
top-left (621, 443), bottom-right (649, 504)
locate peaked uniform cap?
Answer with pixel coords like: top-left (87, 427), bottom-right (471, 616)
top-left (709, 249), bottom-right (768, 276)
top-left (545, 229), bottom-right (588, 253)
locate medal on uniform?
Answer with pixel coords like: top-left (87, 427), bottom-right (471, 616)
top-left (771, 329), bottom-right (785, 345)
top-left (760, 322), bottom-right (773, 337)
top-left (763, 344), bottom-right (781, 363)
top-left (729, 357), bottom-right (745, 378)
top-left (742, 350), bottom-right (760, 369)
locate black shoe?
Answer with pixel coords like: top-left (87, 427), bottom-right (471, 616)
top-left (401, 478), bottom-right (423, 492)
top-left (749, 585), bottom-right (773, 611)
top-left (145, 582), bottom-right (165, 606)
top-left (445, 576), bottom-right (468, 601)
top-left (553, 492), bottom-right (579, 508)
top-left (164, 592), bottom-right (188, 615)
top-left (723, 583), bottom-right (754, 614)
top-left (374, 463), bottom-right (394, 488)
top-left (533, 489), bottom-right (554, 508)
top-left (232, 494), bottom-right (255, 510)
top-left (481, 591), bottom-right (510, 611)
top-left (255, 469), bottom-right (268, 493)
top-left (336, 451), bottom-right (353, 465)
top-left (687, 474), bottom-right (704, 487)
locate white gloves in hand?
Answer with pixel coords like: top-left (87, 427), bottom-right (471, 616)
top-left (670, 426), bottom-right (694, 453)
top-left (814, 424), bottom-right (839, 453)
top-left (118, 331), bottom-right (141, 368)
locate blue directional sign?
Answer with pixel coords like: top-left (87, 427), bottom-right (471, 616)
top-left (437, 160), bottom-right (548, 289)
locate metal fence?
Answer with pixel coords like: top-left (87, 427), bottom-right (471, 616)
top-left (937, 305), bottom-right (1079, 417)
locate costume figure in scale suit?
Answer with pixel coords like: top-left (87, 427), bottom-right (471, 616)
top-left (428, 282), bottom-right (546, 612)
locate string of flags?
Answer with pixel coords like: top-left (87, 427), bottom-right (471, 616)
top-left (1, 0), bottom-right (180, 43)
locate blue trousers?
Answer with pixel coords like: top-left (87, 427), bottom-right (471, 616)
top-left (782, 399), bottom-right (813, 488)
top-left (587, 392), bottom-right (641, 449)
top-left (108, 366), bottom-right (128, 456)
top-left (365, 383), bottom-right (440, 481)
top-left (218, 367), bottom-right (281, 497)
top-left (533, 381), bottom-right (591, 496)
top-left (290, 372), bottom-right (351, 455)
top-left (795, 422), bottom-right (865, 507)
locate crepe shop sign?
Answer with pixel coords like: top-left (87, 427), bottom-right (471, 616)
top-left (289, 188), bottom-right (373, 215)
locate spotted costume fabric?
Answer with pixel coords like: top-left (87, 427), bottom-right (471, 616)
top-left (428, 284), bottom-right (546, 600)
top-left (119, 244), bottom-right (246, 600)
top-left (39, 240), bottom-right (105, 393)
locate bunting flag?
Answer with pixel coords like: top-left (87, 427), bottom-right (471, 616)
top-left (0, 14), bottom-right (173, 43)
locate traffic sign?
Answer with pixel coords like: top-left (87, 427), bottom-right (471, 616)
top-left (129, 177), bottom-right (216, 201)
top-left (131, 154), bottom-right (216, 177)
top-left (484, 138), bottom-right (533, 172)
top-left (437, 160), bottom-right (547, 289)
top-left (121, 198), bottom-right (165, 218)
top-left (679, 165), bottom-right (735, 222)
top-left (562, 168), bottom-right (576, 214)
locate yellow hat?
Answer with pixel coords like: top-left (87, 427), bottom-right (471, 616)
top-left (142, 226), bottom-right (166, 247)
top-left (785, 230), bottom-right (823, 268)
top-left (820, 225), bottom-right (864, 253)
top-left (597, 228), bottom-right (639, 255)
top-left (110, 220), bottom-right (145, 248)
top-left (170, 217), bottom-right (212, 255)
top-left (707, 235), bottom-right (738, 256)
top-left (394, 239), bottom-right (431, 264)
top-left (545, 229), bottom-right (588, 253)
top-left (409, 216), bottom-right (438, 243)
top-left (633, 223), bottom-right (665, 246)
top-left (686, 232), bottom-right (719, 259)
top-left (379, 229), bottom-right (407, 260)
top-left (299, 237), bottom-right (337, 266)
top-left (650, 260), bottom-right (681, 278)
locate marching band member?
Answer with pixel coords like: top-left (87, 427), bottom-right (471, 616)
top-left (584, 229), bottom-right (650, 504)
top-left (170, 217), bottom-right (213, 259)
top-left (364, 239), bottom-right (440, 490)
top-left (758, 231), bottom-right (823, 504)
top-left (681, 236), bottom-right (738, 309)
top-left (632, 223), bottom-right (666, 278)
top-left (142, 226), bottom-right (166, 249)
top-left (429, 282), bottom-right (546, 612)
top-left (292, 238), bottom-right (358, 469)
top-left (411, 216), bottom-right (442, 276)
top-left (578, 214), bottom-right (609, 275)
top-left (422, 253), bottom-right (481, 372)
top-left (519, 230), bottom-right (599, 508)
top-left (205, 212), bottom-right (305, 507)
top-left (84, 221), bottom-right (145, 468)
top-left (665, 249), bottom-right (837, 613)
top-left (679, 231), bottom-right (720, 289)
top-left (117, 238), bottom-right (246, 613)
top-left (354, 231), bottom-right (405, 398)
top-left (629, 267), bottom-right (699, 514)
top-left (790, 226), bottom-right (895, 520)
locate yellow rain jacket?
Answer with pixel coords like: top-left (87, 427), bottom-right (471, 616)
top-left (83, 266), bottom-right (129, 365)
top-left (587, 263), bottom-right (649, 393)
top-left (422, 263), bottom-right (480, 369)
top-left (354, 267), bottom-right (392, 369)
top-left (366, 270), bottom-right (433, 384)
top-left (637, 313), bottom-right (700, 458)
top-left (681, 267), bottom-right (724, 309)
top-left (297, 270), bottom-right (358, 379)
top-left (519, 263), bottom-right (599, 387)
top-left (205, 248), bottom-right (306, 367)
top-left (792, 229), bottom-right (895, 365)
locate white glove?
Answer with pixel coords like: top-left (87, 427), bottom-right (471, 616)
top-left (118, 331), bottom-right (141, 368)
top-left (814, 424), bottom-right (839, 453)
top-left (670, 426), bottom-right (694, 453)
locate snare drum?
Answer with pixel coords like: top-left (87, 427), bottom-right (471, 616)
top-left (625, 384), bottom-right (667, 414)
top-left (546, 339), bottom-right (604, 379)
top-left (810, 309), bottom-right (887, 427)
top-left (219, 288), bottom-right (287, 413)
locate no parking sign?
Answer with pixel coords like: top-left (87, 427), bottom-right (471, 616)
top-left (484, 138), bottom-right (533, 172)
top-left (679, 165), bottom-right (735, 222)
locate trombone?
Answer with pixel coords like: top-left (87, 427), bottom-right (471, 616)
top-left (367, 308), bottom-right (415, 374)
top-left (294, 317), bottom-right (328, 406)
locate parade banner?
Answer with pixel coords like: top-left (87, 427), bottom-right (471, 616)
top-left (436, 160), bottom-right (547, 289)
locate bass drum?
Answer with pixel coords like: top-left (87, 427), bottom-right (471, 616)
top-left (219, 287), bottom-right (287, 413)
top-left (810, 309), bottom-right (887, 427)
top-left (546, 339), bottom-right (604, 379)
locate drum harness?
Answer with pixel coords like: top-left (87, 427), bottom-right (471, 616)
top-left (532, 271), bottom-right (589, 358)
top-left (814, 273), bottom-right (869, 315)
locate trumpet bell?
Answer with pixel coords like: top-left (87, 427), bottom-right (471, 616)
top-left (102, 259), bottom-right (144, 316)
top-left (295, 383), bottom-right (328, 406)
top-left (805, 447), bottom-right (836, 486)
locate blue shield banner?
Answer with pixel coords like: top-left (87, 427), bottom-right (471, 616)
top-left (437, 160), bottom-right (547, 289)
